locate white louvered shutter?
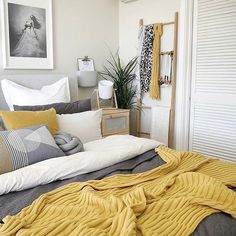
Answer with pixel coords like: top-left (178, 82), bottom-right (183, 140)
top-left (189, 0), bottom-right (236, 162)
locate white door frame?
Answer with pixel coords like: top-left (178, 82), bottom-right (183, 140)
top-left (175, 0), bottom-right (194, 151)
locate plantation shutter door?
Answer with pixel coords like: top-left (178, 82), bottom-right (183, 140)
top-left (189, 0), bottom-right (236, 162)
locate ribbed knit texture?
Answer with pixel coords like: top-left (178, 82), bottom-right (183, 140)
top-left (0, 146), bottom-right (236, 236)
top-left (149, 23), bottom-right (163, 99)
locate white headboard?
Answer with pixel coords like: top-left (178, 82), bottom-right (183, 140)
top-left (0, 74), bottom-right (79, 110)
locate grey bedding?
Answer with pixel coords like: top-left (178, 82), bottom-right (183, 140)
top-left (0, 149), bottom-right (235, 236)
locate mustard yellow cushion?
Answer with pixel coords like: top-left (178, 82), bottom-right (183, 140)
top-left (0, 108), bottom-right (59, 134)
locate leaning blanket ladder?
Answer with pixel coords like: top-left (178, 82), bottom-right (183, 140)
top-left (136, 12), bottom-right (178, 149)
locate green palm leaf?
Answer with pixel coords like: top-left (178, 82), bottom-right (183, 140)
top-left (99, 52), bottom-right (139, 110)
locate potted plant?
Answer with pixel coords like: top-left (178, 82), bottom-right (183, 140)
top-left (100, 53), bottom-right (139, 110)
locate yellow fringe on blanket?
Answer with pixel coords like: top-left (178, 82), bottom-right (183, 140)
top-left (149, 23), bottom-right (163, 99)
top-left (1, 147), bottom-right (236, 236)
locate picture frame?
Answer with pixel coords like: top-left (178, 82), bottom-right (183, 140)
top-left (1, 0), bottom-right (53, 69)
top-left (77, 57), bottom-right (94, 71)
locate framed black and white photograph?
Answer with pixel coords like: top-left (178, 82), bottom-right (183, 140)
top-left (1, 0), bottom-right (53, 69)
top-left (77, 58), bottom-right (95, 71)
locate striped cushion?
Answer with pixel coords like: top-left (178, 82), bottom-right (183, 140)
top-left (0, 126), bottom-right (65, 175)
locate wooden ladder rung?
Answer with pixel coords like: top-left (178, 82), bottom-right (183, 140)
top-left (136, 12), bottom-right (179, 149)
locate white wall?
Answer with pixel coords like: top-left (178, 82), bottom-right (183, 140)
top-left (0, 0), bottom-right (119, 99)
top-left (119, 0), bottom-right (180, 141)
top-left (119, 0), bottom-right (180, 62)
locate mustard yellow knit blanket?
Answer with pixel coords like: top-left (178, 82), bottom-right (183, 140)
top-left (1, 146), bottom-right (236, 236)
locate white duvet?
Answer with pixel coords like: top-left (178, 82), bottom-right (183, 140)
top-left (0, 135), bottom-right (161, 195)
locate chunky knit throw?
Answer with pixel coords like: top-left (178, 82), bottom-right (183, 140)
top-left (0, 146), bottom-right (236, 236)
top-left (149, 23), bottom-right (163, 99)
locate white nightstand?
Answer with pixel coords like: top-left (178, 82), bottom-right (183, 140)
top-left (102, 109), bottom-right (130, 137)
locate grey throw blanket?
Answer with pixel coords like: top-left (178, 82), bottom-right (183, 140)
top-left (54, 132), bottom-right (84, 155)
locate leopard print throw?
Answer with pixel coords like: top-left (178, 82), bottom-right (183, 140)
top-left (140, 24), bottom-right (155, 93)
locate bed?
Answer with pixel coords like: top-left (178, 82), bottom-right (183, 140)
top-left (0, 74), bottom-right (235, 236)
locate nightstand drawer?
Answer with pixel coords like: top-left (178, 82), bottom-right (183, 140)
top-left (102, 109), bottom-right (130, 136)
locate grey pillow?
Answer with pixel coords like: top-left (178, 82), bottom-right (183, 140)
top-left (54, 132), bottom-right (84, 156)
top-left (0, 125), bottom-right (65, 175)
top-left (13, 99), bottom-right (91, 114)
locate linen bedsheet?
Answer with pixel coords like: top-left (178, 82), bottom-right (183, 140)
top-left (0, 135), bottom-right (160, 195)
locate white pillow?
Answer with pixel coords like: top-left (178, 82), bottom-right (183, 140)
top-left (57, 109), bottom-right (102, 143)
top-left (1, 77), bottom-right (71, 110)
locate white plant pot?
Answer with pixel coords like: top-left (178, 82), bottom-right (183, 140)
top-left (98, 80), bottom-right (114, 99)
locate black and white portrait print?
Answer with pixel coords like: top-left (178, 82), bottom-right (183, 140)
top-left (8, 3), bottom-right (47, 58)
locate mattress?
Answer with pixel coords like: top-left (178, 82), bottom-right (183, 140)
top-left (0, 150), bottom-right (236, 235)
